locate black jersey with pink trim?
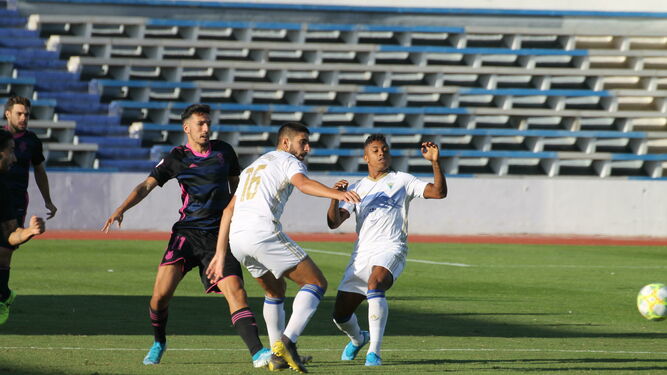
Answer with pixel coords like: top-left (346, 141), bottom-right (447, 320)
top-left (149, 140), bottom-right (240, 232)
top-left (5, 130), bottom-right (44, 202)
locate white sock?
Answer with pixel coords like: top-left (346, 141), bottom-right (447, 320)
top-left (263, 296), bottom-right (285, 346)
top-left (333, 313), bottom-right (364, 346)
top-left (367, 289), bottom-right (387, 355)
top-left (283, 284), bottom-right (324, 343)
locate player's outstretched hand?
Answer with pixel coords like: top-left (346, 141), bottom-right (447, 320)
top-left (101, 211), bottom-right (123, 233)
top-left (45, 202), bottom-right (57, 220)
top-left (333, 180), bottom-right (349, 191)
top-left (205, 253), bottom-right (224, 284)
top-left (420, 141), bottom-right (440, 162)
top-left (338, 190), bottom-right (361, 204)
top-left (27, 216), bottom-right (45, 237)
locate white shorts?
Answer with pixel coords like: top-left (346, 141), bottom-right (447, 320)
top-left (337, 248), bottom-right (406, 296)
top-left (230, 230), bottom-right (308, 279)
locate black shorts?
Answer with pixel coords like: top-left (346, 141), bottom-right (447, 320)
top-left (160, 228), bottom-right (243, 294)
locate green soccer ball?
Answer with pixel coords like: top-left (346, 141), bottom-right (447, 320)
top-left (637, 283), bottom-right (667, 321)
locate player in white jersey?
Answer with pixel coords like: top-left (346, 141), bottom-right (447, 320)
top-left (207, 122), bottom-right (360, 373)
top-left (326, 134), bottom-right (447, 366)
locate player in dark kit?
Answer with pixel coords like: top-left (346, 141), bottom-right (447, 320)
top-left (3, 96), bottom-right (57, 226)
top-left (0, 129), bottom-right (45, 325)
top-left (102, 104), bottom-right (271, 368)
top-left (0, 96), bottom-right (54, 326)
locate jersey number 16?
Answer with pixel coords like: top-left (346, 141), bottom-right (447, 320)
top-left (240, 164), bottom-right (266, 201)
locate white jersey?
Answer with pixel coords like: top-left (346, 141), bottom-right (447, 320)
top-left (230, 150), bottom-right (307, 234)
top-left (340, 170), bottom-right (428, 257)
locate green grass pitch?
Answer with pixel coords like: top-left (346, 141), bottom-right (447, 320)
top-left (1, 239), bottom-right (667, 374)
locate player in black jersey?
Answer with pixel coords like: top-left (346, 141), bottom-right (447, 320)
top-left (1, 96), bottom-right (54, 326)
top-left (102, 104), bottom-right (271, 368)
top-left (0, 129), bottom-right (45, 325)
top-left (3, 96), bottom-right (57, 226)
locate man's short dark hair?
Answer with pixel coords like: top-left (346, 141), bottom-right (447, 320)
top-left (4, 96), bottom-right (31, 116)
top-left (0, 129), bottom-right (12, 151)
top-left (364, 134), bottom-right (389, 148)
top-left (277, 122), bottom-right (310, 143)
top-left (180, 104), bottom-right (211, 121)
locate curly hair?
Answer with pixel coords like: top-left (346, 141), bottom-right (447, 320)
top-left (4, 96), bottom-right (31, 116)
top-left (363, 134), bottom-right (389, 148)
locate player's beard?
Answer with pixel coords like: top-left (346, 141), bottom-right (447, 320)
top-left (9, 121), bottom-right (27, 133)
top-left (288, 144), bottom-right (307, 160)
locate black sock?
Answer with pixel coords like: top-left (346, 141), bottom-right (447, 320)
top-left (0, 267), bottom-right (9, 301)
top-left (149, 307), bottom-right (168, 344)
top-left (231, 307), bottom-right (263, 356)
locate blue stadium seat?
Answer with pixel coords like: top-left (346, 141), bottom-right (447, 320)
top-left (0, 77), bottom-right (35, 98)
top-left (58, 114), bottom-right (128, 136)
top-left (96, 147), bottom-right (150, 160)
top-left (98, 159), bottom-right (157, 171)
top-left (78, 136), bottom-right (141, 148)
top-left (38, 92), bottom-right (108, 114)
top-left (0, 47), bottom-right (66, 69)
top-left (18, 70), bottom-right (88, 92)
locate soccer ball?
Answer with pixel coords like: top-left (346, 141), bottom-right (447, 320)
top-left (637, 283), bottom-right (667, 321)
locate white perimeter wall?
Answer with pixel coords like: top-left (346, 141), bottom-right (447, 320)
top-left (25, 172), bottom-right (667, 237)
top-left (187, 0), bottom-right (667, 13)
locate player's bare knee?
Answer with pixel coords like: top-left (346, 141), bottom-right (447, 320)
top-left (307, 275), bottom-right (327, 292)
top-left (224, 284), bottom-right (248, 306)
top-left (150, 296), bottom-right (170, 311)
top-left (368, 277), bottom-right (392, 291)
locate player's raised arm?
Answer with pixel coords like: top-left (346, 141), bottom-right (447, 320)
top-left (327, 180), bottom-right (351, 229)
top-left (291, 173), bottom-right (360, 203)
top-left (207, 196), bottom-right (236, 283)
top-left (420, 142), bottom-right (447, 199)
top-left (102, 176), bottom-right (159, 232)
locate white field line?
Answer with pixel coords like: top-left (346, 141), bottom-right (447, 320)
top-left (304, 248), bottom-right (471, 267)
top-left (306, 248), bottom-right (667, 269)
top-left (1, 346), bottom-right (666, 355)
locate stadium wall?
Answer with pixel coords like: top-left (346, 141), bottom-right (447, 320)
top-left (29, 172), bottom-right (666, 237)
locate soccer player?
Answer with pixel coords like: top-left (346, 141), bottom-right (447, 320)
top-left (0, 129), bottom-right (45, 325)
top-left (1, 97), bottom-right (56, 325)
top-left (102, 104), bottom-right (272, 368)
top-left (4, 96), bottom-right (58, 225)
top-left (207, 122), bottom-right (361, 373)
top-left (326, 134), bottom-right (447, 366)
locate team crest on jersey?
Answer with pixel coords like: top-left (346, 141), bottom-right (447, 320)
top-left (387, 182), bottom-right (394, 189)
top-left (19, 141), bottom-right (27, 152)
top-left (216, 153), bottom-right (225, 165)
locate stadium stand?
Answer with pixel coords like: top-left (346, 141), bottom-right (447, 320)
top-left (3, 2), bottom-right (666, 176)
top-left (0, 8), bottom-right (99, 168)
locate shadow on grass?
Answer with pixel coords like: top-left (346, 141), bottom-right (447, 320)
top-left (0, 364), bottom-right (70, 375)
top-left (398, 358), bottom-right (667, 372)
top-left (1, 295), bottom-right (665, 340)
